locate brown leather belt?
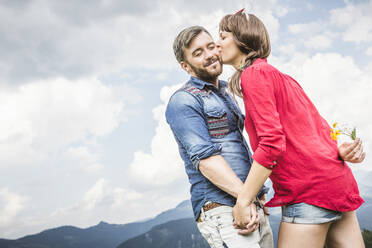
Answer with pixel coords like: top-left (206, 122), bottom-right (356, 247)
top-left (202, 202), bottom-right (224, 211)
top-left (197, 202), bottom-right (224, 223)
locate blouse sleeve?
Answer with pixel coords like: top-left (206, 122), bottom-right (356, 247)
top-left (241, 67), bottom-right (286, 169)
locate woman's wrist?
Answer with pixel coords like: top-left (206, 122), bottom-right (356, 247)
top-left (236, 194), bottom-right (254, 207)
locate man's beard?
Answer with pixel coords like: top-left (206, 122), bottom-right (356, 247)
top-left (188, 56), bottom-right (223, 83)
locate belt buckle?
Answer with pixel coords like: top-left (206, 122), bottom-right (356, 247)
top-left (203, 201), bottom-right (224, 212)
top-left (196, 215), bottom-right (202, 223)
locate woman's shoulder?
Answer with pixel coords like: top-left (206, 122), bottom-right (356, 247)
top-left (241, 59), bottom-right (279, 80)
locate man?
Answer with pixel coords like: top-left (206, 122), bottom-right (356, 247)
top-left (166, 25), bottom-right (273, 248)
top-left (165, 26), bottom-right (365, 248)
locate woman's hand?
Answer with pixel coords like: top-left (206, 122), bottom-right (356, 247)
top-left (339, 138), bottom-right (366, 163)
top-left (232, 202), bottom-right (259, 235)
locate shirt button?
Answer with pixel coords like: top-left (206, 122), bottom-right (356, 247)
top-left (273, 161), bottom-right (277, 164)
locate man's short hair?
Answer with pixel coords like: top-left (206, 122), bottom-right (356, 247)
top-left (173, 26), bottom-right (211, 63)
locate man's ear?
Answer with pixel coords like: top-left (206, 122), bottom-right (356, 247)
top-left (180, 61), bottom-right (191, 74)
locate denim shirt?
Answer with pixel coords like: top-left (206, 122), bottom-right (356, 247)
top-left (165, 76), bottom-right (268, 220)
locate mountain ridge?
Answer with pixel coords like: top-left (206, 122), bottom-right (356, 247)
top-left (0, 183), bottom-right (371, 248)
top-left (0, 200), bottom-right (193, 248)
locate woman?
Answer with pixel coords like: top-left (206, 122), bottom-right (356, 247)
top-left (216, 10), bottom-right (365, 248)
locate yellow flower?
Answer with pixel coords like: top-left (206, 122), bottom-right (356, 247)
top-left (330, 123), bottom-right (340, 141)
top-left (329, 121), bottom-right (357, 141)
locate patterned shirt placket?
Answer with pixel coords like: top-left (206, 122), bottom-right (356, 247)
top-left (215, 89), bottom-right (239, 127)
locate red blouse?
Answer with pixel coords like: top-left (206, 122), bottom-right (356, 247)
top-left (241, 58), bottom-right (364, 211)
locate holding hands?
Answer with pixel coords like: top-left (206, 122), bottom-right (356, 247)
top-left (232, 201), bottom-right (259, 235)
top-left (232, 194), bottom-right (268, 235)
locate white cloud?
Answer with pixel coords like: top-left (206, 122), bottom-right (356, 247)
top-left (330, 4), bottom-right (355, 26)
top-left (0, 0), bottom-right (285, 84)
top-left (0, 78), bottom-right (125, 168)
top-left (128, 84), bottom-right (185, 188)
top-left (0, 188), bottom-right (28, 226)
top-left (0, 76), bottom-right (132, 238)
top-left (278, 44), bottom-right (297, 55)
top-left (288, 21), bottom-right (323, 35)
top-left (47, 178), bottom-right (143, 224)
top-left (330, 1), bottom-right (372, 43)
top-left (287, 22), bottom-right (335, 51)
top-left (275, 6), bottom-right (289, 17)
top-left (0, 1), bottom-right (165, 84)
top-left (287, 2), bottom-right (372, 52)
top-left (63, 146), bottom-right (103, 173)
top-left (111, 187), bottom-right (142, 209)
top-left (64, 179), bottom-right (142, 214)
top-left (306, 3), bottom-right (313, 11)
top-left (304, 35), bottom-right (332, 49)
top-left (43, 178), bottom-right (182, 230)
top-left (367, 46), bottom-right (372, 56)
top-left (82, 178), bottom-right (108, 211)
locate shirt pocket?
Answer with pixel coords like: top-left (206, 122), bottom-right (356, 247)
top-left (205, 108), bottom-right (230, 138)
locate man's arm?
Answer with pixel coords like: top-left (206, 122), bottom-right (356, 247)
top-left (199, 155), bottom-right (260, 233)
top-left (199, 155), bottom-right (243, 198)
top-left (166, 91), bottom-right (248, 197)
top-left (166, 91), bottom-right (222, 170)
top-left (166, 91), bottom-right (259, 233)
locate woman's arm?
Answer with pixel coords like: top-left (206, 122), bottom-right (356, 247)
top-left (233, 65), bottom-right (285, 231)
top-left (233, 160), bottom-right (271, 232)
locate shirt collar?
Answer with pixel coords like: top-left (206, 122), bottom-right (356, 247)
top-left (189, 76), bottom-right (227, 90)
top-left (252, 58), bottom-right (267, 65)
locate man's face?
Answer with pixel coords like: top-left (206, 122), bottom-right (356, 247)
top-left (181, 31), bottom-right (223, 83)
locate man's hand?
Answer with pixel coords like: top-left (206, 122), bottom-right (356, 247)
top-left (232, 202), bottom-right (259, 235)
top-left (339, 138), bottom-right (366, 163)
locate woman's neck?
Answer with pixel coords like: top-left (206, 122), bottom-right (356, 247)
top-left (232, 53), bottom-right (248, 70)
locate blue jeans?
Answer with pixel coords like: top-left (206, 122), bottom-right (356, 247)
top-left (281, 202), bottom-right (342, 224)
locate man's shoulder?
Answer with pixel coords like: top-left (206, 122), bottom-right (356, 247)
top-left (166, 83), bottom-right (202, 112)
top-left (181, 83), bottom-right (209, 96)
top-left (165, 83), bottom-right (207, 123)
top-left (168, 82), bottom-right (207, 104)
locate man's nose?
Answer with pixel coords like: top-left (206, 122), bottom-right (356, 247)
top-left (205, 48), bottom-right (215, 59)
top-left (216, 40), bottom-right (221, 47)
top-left (215, 42), bottom-right (222, 53)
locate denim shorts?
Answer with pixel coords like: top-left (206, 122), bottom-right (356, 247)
top-left (281, 202), bottom-right (342, 224)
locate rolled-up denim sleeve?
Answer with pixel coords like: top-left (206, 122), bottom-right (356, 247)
top-left (165, 91), bottom-right (221, 170)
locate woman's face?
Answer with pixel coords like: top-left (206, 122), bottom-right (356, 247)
top-left (217, 31), bottom-right (243, 65)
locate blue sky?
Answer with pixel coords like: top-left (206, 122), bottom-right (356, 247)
top-left (0, 0), bottom-right (371, 239)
